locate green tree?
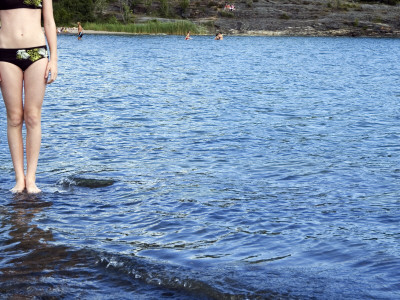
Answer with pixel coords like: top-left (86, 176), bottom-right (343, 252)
top-left (53, 0), bottom-right (95, 25)
top-left (159, 0), bottom-right (169, 17)
top-left (119, 0), bottom-right (133, 23)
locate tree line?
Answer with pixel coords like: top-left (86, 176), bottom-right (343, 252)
top-left (53, 0), bottom-right (399, 26)
top-left (53, 0), bottom-right (95, 24)
top-left (53, 0), bottom-right (186, 25)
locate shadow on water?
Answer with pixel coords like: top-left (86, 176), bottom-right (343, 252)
top-left (0, 193), bottom-right (94, 298)
top-left (0, 194), bottom-right (115, 297)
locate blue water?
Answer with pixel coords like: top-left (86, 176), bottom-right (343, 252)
top-left (1, 35), bottom-right (399, 299)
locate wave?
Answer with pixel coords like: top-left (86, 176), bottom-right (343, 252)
top-left (0, 227), bottom-right (382, 300)
top-left (70, 248), bottom-right (386, 300)
top-left (99, 254), bottom-right (225, 299)
top-left (89, 249), bottom-right (288, 300)
top-left (0, 244), bottom-right (276, 299)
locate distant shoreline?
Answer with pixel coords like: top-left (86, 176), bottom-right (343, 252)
top-left (59, 27), bottom-right (400, 38)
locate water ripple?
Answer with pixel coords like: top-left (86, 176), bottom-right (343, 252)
top-left (0, 35), bottom-right (399, 299)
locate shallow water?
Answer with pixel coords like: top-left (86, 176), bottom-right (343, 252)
top-left (1, 35), bottom-right (399, 299)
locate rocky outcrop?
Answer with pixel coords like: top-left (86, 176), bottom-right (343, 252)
top-left (108, 0), bottom-right (400, 37)
top-left (191, 0), bottom-right (400, 37)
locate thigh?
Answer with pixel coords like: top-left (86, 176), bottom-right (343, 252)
top-left (0, 62), bottom-right (24, 114)
top-left (23, 59), bottom-right (48, 111)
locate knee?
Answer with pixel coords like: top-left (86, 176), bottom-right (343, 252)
top-left (24, 110), bottom-right (41, 128)
top-left (7, 111), bottom-right (24, 128)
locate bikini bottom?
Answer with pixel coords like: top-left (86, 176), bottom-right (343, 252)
top-left (0, 46), bottom-right (48, 72)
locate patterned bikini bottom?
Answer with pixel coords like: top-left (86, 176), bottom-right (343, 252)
top-left (0, 45), bottom-right (48, 72)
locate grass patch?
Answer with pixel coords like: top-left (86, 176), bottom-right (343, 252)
top-left (83, 20), bottom-right (206, 35)
top-left (279, 13), bottom-right (290, 20)
top-left (219, 11), bottom-right (235, 18)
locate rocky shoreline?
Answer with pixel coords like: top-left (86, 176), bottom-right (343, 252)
top-left (195, 0), bottom-right (400, 37)
top-left (63, 28), bottom-right (399, 38)
top-left (64, 0), bottom-right (400, 38)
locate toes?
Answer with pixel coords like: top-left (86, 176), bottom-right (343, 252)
top-left (26, 186), bottom-right (42, 194)
top-left (10, 184), bottom-right (26, 194)
top-left (10, 187), bottom-right (25, 194)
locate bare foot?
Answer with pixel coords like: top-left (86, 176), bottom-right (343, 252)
top-left (26, 181), bottom-right (42, 194)
top-left (10, 179), bottom-right (26, 194)
top-left (10, 185), bottom-right (25, 194)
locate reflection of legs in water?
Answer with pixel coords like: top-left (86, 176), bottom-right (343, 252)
top-left (0, 195), bottom-right (94, 298)
top-left (1, 195), bottom-right (57, 291)
top-left (0, 59), bottom-right (47, 194)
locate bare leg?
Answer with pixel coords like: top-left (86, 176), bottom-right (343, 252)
top-left (23, 59), bottom-right (48, 194)
top-left (0, 63), bottom-right (25, 193)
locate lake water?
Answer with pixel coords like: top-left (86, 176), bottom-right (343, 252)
top-left (0, 34), bottom-right (399, 299)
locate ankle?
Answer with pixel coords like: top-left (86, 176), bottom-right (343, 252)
top-left (15, 174), bottom-right (25, 183)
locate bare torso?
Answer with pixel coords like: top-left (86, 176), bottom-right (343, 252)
top-left (0, 9), bottom-right (46, 48)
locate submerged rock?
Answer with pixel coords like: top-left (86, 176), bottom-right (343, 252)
top-left (59, 177), bottom-right (115, 189)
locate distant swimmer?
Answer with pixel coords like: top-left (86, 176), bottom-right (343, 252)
top-left (215, 32), bottom-right (223, 40)
top-left (77, 22), bottom-right (83, 40)
top-left (185, 31), bottom-right (191, 40)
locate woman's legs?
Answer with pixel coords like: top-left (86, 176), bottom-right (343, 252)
top-left (23, 59), bottom-right (47, 194)
top-left (0, 59), bottom-right (47, 193)
top-left (0, 63), bottom-right (25, 193)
